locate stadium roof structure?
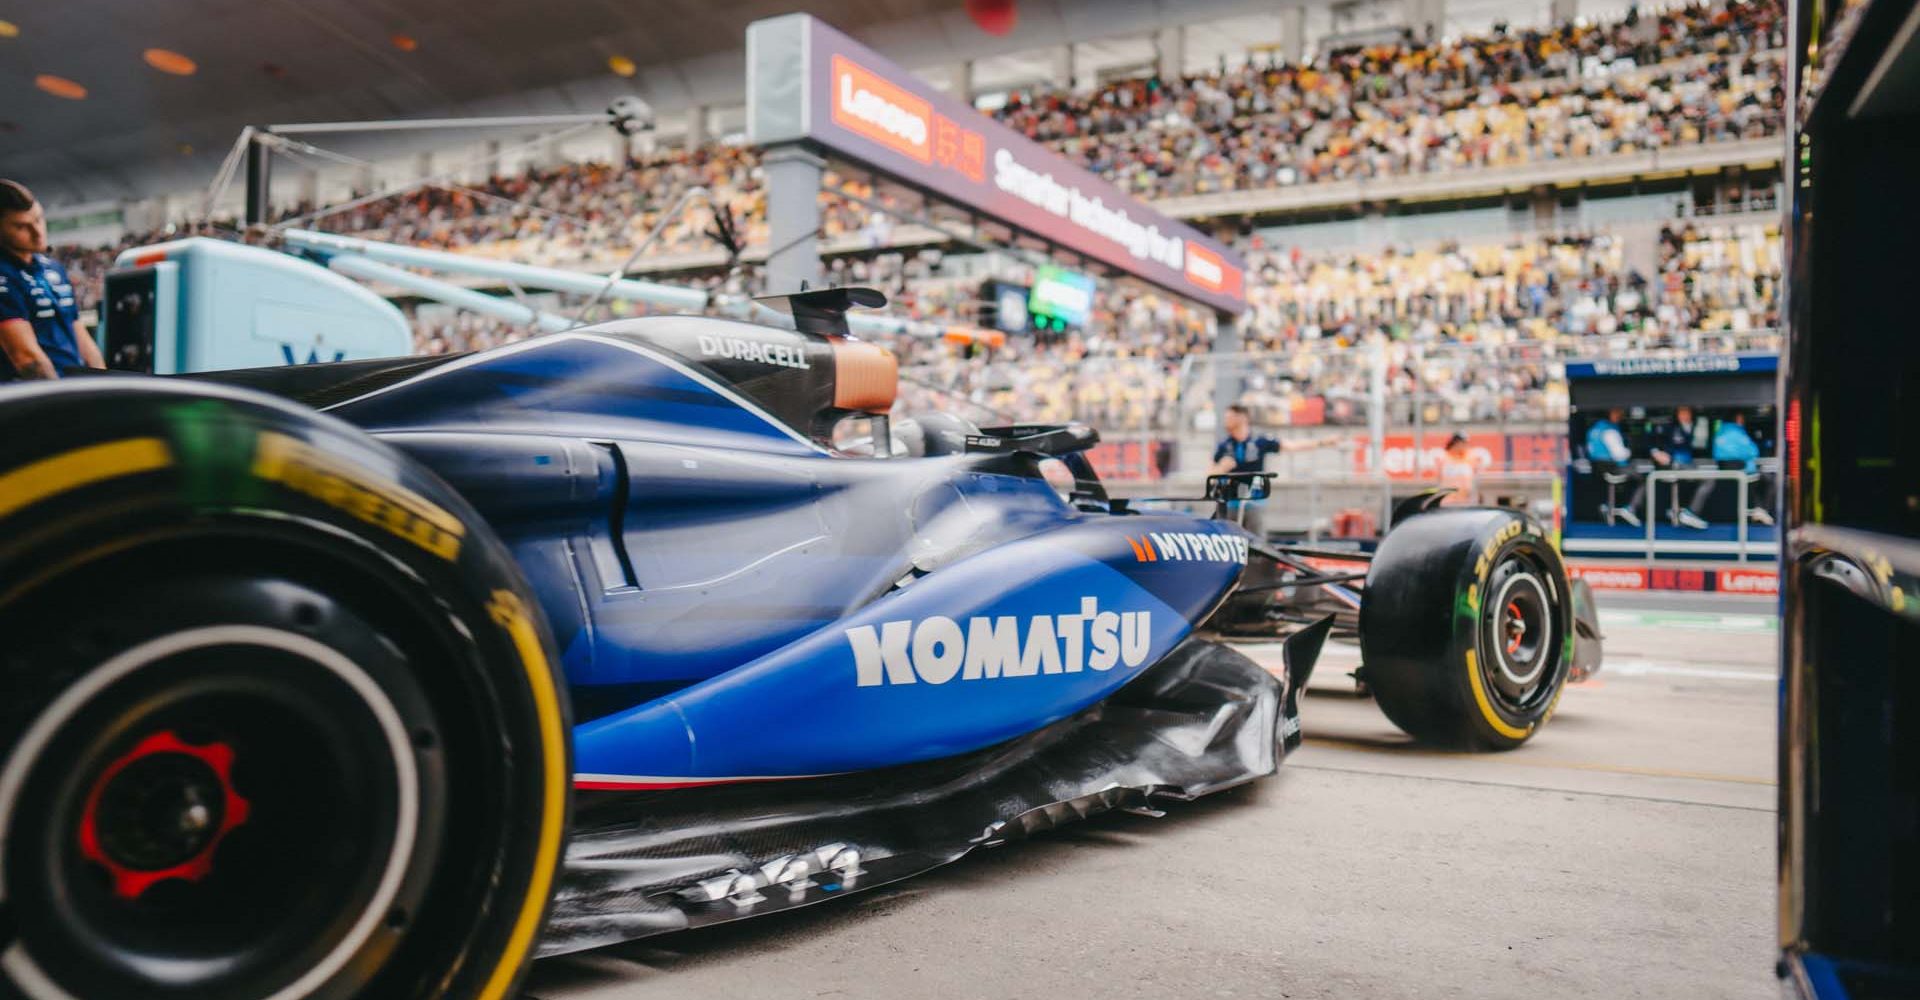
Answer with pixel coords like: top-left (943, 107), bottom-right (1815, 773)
top-left (0, 0), bottom-right (1302, 203)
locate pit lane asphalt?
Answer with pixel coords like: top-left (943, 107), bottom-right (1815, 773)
top-left (525, 604), bottom-right (1779, 1000)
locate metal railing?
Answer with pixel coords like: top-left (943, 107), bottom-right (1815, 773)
top-left (1642, 466), bottom-right (1772, 563)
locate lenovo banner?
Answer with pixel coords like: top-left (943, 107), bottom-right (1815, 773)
top-left (746, 14), bottom-right (1248, 314)
top-left (1350, 432), bottom-right (1565, 479)
top-left (1567, 564), bottom-right (1779, 593)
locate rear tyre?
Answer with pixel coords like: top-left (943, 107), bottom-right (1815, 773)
top-left (0, 379), bottom-right (569, 1000)
top-left (1359, 508), bottom-right (1573, 750)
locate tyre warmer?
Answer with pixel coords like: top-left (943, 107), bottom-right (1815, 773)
top-left (539, 636), bottom-right (1305, 956)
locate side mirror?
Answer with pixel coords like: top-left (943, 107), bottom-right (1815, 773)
top-left (1205, 472), bottom-right (1273, 504)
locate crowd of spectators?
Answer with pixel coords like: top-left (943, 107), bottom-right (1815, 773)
top-left (1656, 218), bottom-right (1780, 332)
top-left (298, 2), bottom-right (1783, 260)
top-left (52, 1), bottom-right (1781, 296)
top-left (38, 0), bottom-right (1787, 443)
top-left (284, 148), bottom-right (917, 271)
top-left (1240, 220), bottom-right (1778, 346)
top-left (1005, 0), bottom-right (1784, 197)
top-left (49, 218), bottom-right (1780, 434)
top-left (49, 150), bottom-right (913, 312)
top-left (1002, 0), bottom-right (1780, 141)
top-left (900, 221), bottom-right (1780, 432)
top-left (1045, 52), bottom-right (1782, 199)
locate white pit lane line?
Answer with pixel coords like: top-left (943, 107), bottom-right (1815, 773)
top-left (1600, 657), bottom-right (1777, 682)
top-left (1595, 609), bottom-right (1777, 632)
top-left (1237, 642), bottom-right (1775, 684)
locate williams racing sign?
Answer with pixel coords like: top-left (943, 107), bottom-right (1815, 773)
top-left (1564, 353), bottom-right (1778, 379)
top-left (746, 13), bottom-right (1248, 315)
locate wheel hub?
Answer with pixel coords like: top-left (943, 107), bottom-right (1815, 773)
top-left (77, 730), bottom-right (250, 900)
top-left (1486, 569), bottom-right (1551, 693)
top-left (1504, 602), bottom-right (1528, 655)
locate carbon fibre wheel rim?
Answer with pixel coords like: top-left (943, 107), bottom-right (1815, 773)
top-left (1479, 551), bottom-right (1561, 713)
top-left (1, 627), bottom-right (421, 1000)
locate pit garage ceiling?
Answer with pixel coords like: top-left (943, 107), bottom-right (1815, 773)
top-left (0, 0), bottom-right (1300, 203)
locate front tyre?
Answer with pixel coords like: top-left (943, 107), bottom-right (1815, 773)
top-left (1359, 508), bottom-right (1573, 750)
top-left (0, 379), bottom-right (569, 1000)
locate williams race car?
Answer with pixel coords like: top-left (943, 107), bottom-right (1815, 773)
top-left (0, 288), bottom-right (1596, 1000)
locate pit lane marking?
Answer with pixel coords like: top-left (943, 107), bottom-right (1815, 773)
top-left (1285, 761), bottom-right (1774, 813)
top-left (1596, 609), bottom-right (1777, 632)
top-left (1242, 645), bottom-right (1773, 684)
top-left (1600, 659), bottom-right (1775, 682)
top-left (1300, 735), bottom-right (1774, 786)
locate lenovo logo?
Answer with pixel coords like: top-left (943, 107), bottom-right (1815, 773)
top-left (846, 598), bottom-right (1151, 686)
top-left (1716, 569), bottom-right (1778, 594)
top-left (1571, 567), bottom-right (1646, 590)
top-left (831, 55), bottom-right (931, 163)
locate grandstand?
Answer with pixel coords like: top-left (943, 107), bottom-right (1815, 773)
top-left (17, 0), bottom-right (1786, 543)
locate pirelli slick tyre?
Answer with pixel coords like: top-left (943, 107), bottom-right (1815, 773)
top-left (0, 379), bottom-right (569, 1000)
top-left (1359, 507), bottom-right (1573, 750)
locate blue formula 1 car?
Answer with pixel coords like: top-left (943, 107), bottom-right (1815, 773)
top-left (0, 288), bottom-right (1596, 1000)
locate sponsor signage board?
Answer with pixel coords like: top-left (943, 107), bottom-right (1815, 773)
top-left (747, 14), bottom-right (1248, 314)
top-left (1350, 432), bottom-right (1564, 479)
top-left (1716, 568), bottom-right (1780, 595)
top-left (1568, 565), bottom-right (1650, 590)
top-left (1568, 563), bottom-right (1779, 593)
top-left (1564, 353), bottom-right (1778, 379)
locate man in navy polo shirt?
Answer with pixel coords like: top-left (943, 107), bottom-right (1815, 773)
top-left (0, 180), bottom-right (102, 381)
top-left (1209, 403), bottom-right (1342, 538)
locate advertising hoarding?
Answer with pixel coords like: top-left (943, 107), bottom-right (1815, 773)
top-left (1566, 564), bottom-right (1779, 593)
top-left (748, 14), bottom-right (1248, 314)
top-left (1348, 432), bottom-right (1565, 479)
top-left (1565, 353), bottom-right (1779, 379)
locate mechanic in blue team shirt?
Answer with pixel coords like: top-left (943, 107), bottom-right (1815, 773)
top-left (1210, 404), bottom-right (1342, 538)
top-left (0, 180), bottom-right (102, 381)
top-left (1584, 406), bottom-right (1647, 527)
top-left (1209, 404), bottom-right (1342, 476)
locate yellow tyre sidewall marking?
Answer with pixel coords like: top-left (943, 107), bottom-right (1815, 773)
top-left (1, 438), bottom-right (566, 996)
top-left (479, 590), bottom-right (568, 1000)
top-left (1465, 649), bottom-right (1533, 742)
top-left (0, 438), bottom-right (171, 520)
top-left (251, 431), bottom-right (466, 562)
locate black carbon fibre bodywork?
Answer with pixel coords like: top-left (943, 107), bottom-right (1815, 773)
top-left (538, 636), bottom-right (1303, 957)
top-left (1209, 543), bottom-right (1365, 640)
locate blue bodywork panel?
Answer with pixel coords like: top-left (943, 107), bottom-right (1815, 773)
top-left (331, 327), bottom-right (1252, 784)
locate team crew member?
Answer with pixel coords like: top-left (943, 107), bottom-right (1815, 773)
top-left (1651, 404), bottom-right (1712, 529)
top-left (1209, 404), bottom-right (1341, 538)
top-left (1209, 404), bottom-right (1342, 475)
top-left (1585, 406), bottom-right (1646, 527)
top-left (0, 180), bottom-right (102, 381)
top-left (1437, 432), bottom-right (1478, 505)
top-left (1712, 411), bottom-right (1775, 526)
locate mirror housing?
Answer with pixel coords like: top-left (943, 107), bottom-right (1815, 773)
top-left (1205, 472), bottom-right (1273, 504)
